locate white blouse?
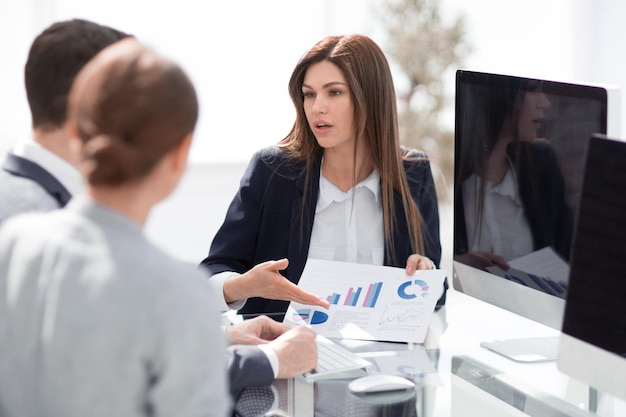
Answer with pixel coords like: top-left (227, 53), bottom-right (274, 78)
top-left (462, 160), bottom-right (534, 261)
top-left (309, 169), bottom-right (385, 265)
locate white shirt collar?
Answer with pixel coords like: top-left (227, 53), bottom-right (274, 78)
top-left (317, 169), bottom-right (380, 213)
top-left (13, 139), bottom-right (84, 196)
top-left (487, 158), bottom-right (520, 204)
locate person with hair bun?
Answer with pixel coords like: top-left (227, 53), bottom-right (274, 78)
top-left (0, 38), bottom-right (316, 417)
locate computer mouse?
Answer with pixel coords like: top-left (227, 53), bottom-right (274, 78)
top-left (348, 374), bottom-right (415, 395)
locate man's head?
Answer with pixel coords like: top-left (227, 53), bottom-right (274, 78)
top-left (25, 19), bottom-right (130, 131)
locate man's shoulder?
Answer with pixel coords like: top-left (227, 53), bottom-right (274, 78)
top-left (0, 171), bottom-right (59, 224)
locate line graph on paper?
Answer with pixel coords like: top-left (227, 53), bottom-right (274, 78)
top-left (378, 305), bottom-right (427, 327)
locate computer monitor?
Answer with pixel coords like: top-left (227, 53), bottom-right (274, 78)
top-left (452, 69), bottom-right (620, 361)
top-left (557, 134), bottom-right (626, 401)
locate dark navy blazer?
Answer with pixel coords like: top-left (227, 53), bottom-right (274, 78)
top-left (201, 146), bottom-right (446, 316)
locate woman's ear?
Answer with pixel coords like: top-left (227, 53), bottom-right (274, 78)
top-left (170, 132), bottom-right (193, 175)
top-left (64, 122), bottom-right (84, 169)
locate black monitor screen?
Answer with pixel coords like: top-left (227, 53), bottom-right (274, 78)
top-left (561, 134), bottom-right (626, 357)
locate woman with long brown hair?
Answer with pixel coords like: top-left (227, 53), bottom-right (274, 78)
top-left (202, 34), bottom-right (446, 317)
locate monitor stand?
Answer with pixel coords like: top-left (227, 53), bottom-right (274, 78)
top-left (480, 335), bottom-right (560, 362)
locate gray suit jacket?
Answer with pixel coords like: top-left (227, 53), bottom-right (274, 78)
top-left (0, 198), bottom-right (278, 415)
top-left (0, 152), bottom-right (70, 224)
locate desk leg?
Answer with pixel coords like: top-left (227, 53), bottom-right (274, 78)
top-left (288, 378), bottom-right (314, 417)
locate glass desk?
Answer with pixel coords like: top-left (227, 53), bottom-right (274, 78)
top-left (233, 289), bottom-right (626, 417)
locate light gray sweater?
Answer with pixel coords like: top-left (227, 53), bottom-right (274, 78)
top-left (0, 196), bottom-right (230, 417)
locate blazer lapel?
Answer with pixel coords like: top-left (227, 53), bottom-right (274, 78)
top-left (287, 152), bottom-right (322, 284)
top-left (2, 153), bottom-right (71, 207)
top-left (382, 186), bottom-right (417, 267)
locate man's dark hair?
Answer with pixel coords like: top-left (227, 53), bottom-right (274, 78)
top-left (25, 19), bottom-right (130, 130)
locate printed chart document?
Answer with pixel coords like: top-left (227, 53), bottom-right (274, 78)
top-left (283, 259), bottom-right (447, 343)
top-left (485, 246), bottom-right (570, 297)
top-left (509, 246), bottom-right (570, 286)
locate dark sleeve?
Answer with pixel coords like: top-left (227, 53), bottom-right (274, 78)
top-left (403, 151), bottom-right (448, 309)
top-left (402, 150), bottom-right (442, 266)
top-left (519, 142), bottom-right (574, 260)
top-left (411, 158), bottom-right (441, 267)
top-left (226, 345), bottom-right (274, 400)
top-left (542, 147), bottom-right (574, 259)
top-left (199, 150), bottom-right (268, 276)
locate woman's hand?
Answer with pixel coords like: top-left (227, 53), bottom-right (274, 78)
top-left (405, 253), bottom-right (436, 275)
top-left (453, 251), bottom-right (510, 271)
top-left (223, 258), bottom-right (330, 309)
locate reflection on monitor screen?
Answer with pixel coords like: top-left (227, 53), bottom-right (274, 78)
top-left (452, 69), bottom-right (620, 361)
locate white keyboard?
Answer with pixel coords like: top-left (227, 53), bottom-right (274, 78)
top-left (302, 335), bottom-right (374, 381)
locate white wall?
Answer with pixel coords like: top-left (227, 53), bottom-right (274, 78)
top-left (3, 0), bottom-right (626, 161)
top-left (0, 0), bottom-right (377, 163)
top-left (441, 0), bottom-right (625, 134)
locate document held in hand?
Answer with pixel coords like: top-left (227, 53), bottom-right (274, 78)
top-left (283, 259), bottom-right (447, 343)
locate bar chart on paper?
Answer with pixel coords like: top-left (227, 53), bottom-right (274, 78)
top-left (327, 281), bottom-right (383, 308)
top-left (293, 282), bottom-right (383, 325)
top-left (284, 259), bottom-right (448, 343)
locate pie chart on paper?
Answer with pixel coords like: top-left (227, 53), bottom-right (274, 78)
top-left (293, 309), bottom-right (329, 325)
